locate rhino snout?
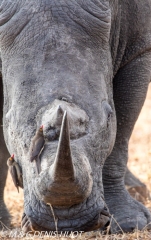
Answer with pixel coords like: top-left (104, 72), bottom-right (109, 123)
top-left (34, 110), bottom-right (93, 207)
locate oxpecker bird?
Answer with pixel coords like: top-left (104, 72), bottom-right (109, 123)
top-left (29, 125), bottom-right (45, 174)
top-left (7, 154), bottom-right (23, 192)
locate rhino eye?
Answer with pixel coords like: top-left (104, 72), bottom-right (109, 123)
top-left (102, 101), bottom-right (113, 122)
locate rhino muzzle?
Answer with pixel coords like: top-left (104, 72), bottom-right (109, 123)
top-left (34, 103), bottom-right (93, 207)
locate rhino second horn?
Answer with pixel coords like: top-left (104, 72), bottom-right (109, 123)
top-left (56, 105), bottom-right (64, 123)
top-left (53, 111), bottom-right (74, 180)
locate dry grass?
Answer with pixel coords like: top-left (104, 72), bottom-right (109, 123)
top-left (2, 84), bottom-right (151, 239)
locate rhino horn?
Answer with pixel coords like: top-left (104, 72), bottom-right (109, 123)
top-left (53, 111), bottom-right (74, 180)
top-left (56, 105), bottom-right (64, 121)
top-left (43, 111), bottom-right (93, 206)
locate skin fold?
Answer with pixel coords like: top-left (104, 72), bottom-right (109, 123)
top-left (0, 0), bottom-right (151, 233)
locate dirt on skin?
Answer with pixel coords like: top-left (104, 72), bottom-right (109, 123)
top-left (2, 83), bottom-right (151, 239)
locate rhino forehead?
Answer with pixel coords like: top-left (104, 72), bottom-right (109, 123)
top-left (0, 0), bottom-right (111, 52)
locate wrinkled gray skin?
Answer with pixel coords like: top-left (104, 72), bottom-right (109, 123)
top-left (0, 0), bottom-right (151, 234)
top-left (0, 61), bottom-right (10, 226)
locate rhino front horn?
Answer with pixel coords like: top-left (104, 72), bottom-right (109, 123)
top-left (43, 111), bottom-right (93, 207)
top-left (52, 111), bottom-right (74, 181)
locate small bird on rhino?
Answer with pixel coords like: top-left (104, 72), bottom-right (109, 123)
top-left (7, 154), bottom-right (23, 192)
top-left (29, 125), bottom-right (45, 174)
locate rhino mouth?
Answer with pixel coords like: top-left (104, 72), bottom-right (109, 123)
top-left (22, 212), bottom-right (110, 233)
top-left (22, 191), bottom-right (110, 233)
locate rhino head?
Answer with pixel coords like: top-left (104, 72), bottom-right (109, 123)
top-left (0, 0), bottom-right (117, 232)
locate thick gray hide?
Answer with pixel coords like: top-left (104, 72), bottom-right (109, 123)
top-left (0, 0), bottom-right (151, 234)
top-left (0, 54), bottom-right (10, 226)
